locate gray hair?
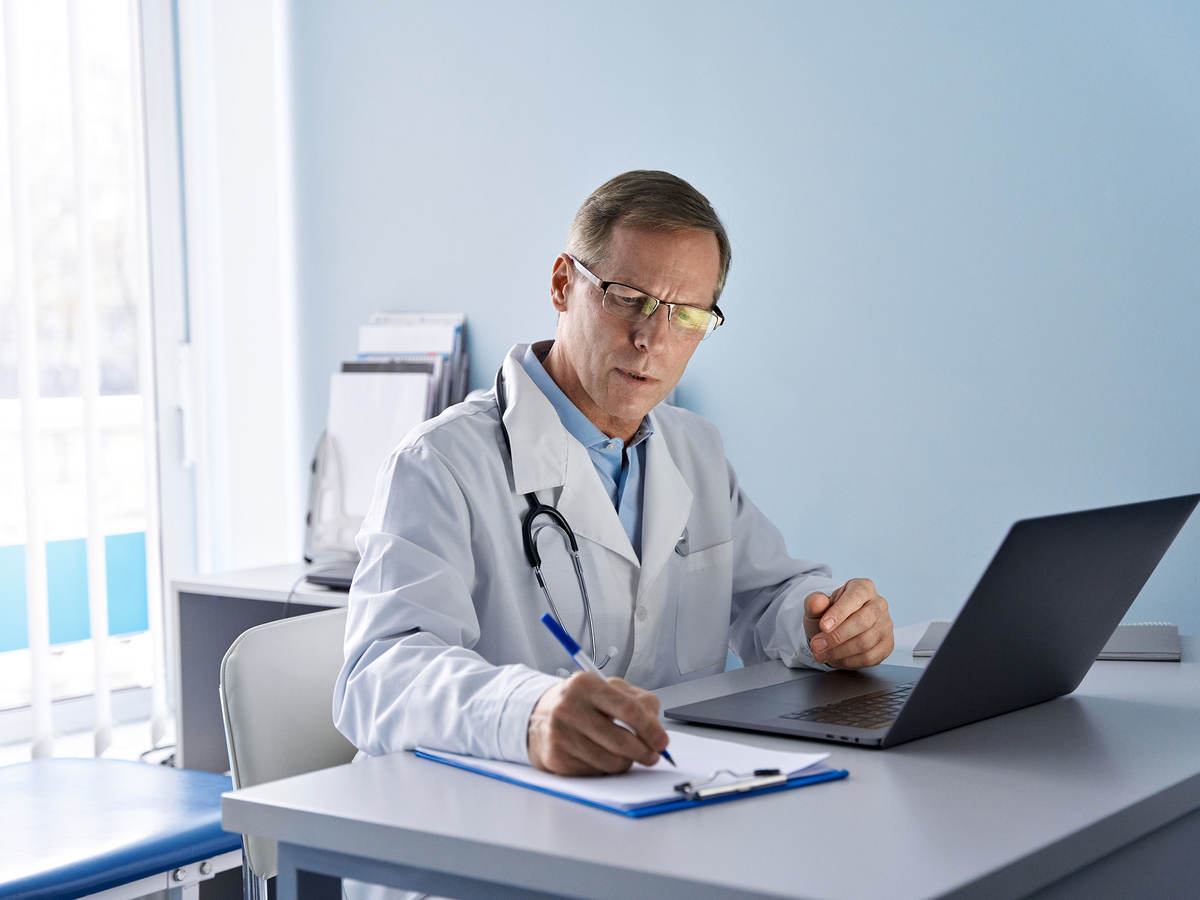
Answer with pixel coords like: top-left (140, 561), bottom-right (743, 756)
top-left (565, 170), bottom-right (732, 299)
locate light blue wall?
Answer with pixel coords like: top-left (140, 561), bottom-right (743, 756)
top-left (289, 2), bottom-right (1200, 631)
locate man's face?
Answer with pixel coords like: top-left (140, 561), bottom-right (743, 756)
top-left (545, 223), bottom-right (721, 441)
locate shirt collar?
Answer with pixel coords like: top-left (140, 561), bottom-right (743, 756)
top-left (520, 342), bottom-right (654, 451)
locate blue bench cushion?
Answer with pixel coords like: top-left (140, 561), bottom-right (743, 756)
top-left (0, 758), bottom-right (241, 899)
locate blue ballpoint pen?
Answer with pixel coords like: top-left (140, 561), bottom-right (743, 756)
top-left (539, 613), bottom-right (676, 767)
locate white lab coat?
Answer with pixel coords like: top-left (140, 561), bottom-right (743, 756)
top-left (332, 342), bottom-right (837, 765)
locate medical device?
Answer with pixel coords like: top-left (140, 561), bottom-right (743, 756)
top-left (495, 368), bottom-right (612, 669)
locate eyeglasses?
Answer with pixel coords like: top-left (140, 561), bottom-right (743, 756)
top-left (568, 255), bottom-right (725, 342)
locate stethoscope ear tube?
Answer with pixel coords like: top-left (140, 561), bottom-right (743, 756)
top-left (522, 503), bottom-right (579, 568)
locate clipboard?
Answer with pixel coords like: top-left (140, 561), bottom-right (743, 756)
top-left (414, 730), bottom-right (849, 818)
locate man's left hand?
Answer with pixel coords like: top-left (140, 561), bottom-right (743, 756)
top-left (804, 578), bottom-right (894, 668)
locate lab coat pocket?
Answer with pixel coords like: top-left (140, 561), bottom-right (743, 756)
top-left (673, 541), bottom-right (733, 676)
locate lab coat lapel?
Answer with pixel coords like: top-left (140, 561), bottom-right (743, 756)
top-left (501, 346), bottom-right (638, 566)
top-left (500, 349), bottom-right (567, 497)
top-left (556, 440), bottom-right (638, 565)
top-left (637, 414), bottom-right (693, 598)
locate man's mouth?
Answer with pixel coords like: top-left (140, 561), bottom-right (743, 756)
top-left (618, 368), bottom-right (655, 383)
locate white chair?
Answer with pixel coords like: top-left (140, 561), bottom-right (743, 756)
top-left (219, 608), bottom-right (357, 899)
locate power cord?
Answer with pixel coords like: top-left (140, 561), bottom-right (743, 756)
top-left (281, 564), bottom-right (350, 619)
top-left (280, 570), bottom-right (311, 620)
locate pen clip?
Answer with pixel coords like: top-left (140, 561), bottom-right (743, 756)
top-left (673, 768), bottom-right (785, 801)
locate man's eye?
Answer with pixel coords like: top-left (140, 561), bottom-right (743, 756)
top-left (675, 308), bottom-right (707, 327)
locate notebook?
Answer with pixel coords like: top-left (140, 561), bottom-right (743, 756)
top-left (913, 621), bottom-right (1182, 662)
top-left (414, 729), bottom-right (847, 817)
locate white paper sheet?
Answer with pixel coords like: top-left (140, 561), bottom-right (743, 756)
top-left (327, 371), bottom-right (431, 520)
top-left (415, 730), bottom-right (830, 811)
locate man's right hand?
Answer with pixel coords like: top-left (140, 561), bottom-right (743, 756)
top-left (527, 673), bottom-right (670, 775)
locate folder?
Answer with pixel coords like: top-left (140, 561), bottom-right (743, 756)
top-left (414, 730), bottom-right (848, 818)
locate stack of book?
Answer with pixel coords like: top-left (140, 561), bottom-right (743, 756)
top-left (354, 311), bottom-right (469, 416)
top-left (306, 312), bottom-right (470, 563)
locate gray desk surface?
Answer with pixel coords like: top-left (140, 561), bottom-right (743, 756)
top-left (173, 562), bottom-right (348, 608)
top-left (222, 624), bottom-right (1200, 899)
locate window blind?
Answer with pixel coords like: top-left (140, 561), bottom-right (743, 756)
top-left (2, 0), bottom-right (168, 759)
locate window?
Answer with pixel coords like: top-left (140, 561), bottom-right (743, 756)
top-left (1, 0), bottom-right (170, 759)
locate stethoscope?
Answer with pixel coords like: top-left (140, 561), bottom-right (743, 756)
top-left (495, 367), bottom-right (613, 669)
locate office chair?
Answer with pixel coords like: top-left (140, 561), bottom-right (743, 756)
top-left (219, 607), bottom-right (357, 899)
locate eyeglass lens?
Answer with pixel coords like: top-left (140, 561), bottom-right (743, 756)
top-left (601, 284), bottom-right (717, 340)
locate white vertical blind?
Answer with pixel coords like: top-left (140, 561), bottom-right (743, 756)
top-left (3, 0), bottom-right (54, 759)
top-left (66, 0), bottom-right (113, 759)
top-left (127, 0), bottom-right (169, 750)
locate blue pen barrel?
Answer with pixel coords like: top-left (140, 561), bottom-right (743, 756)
top-left (541, 612), bottom-right (583, 657)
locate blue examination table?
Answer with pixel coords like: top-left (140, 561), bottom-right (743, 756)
top-left (0, 758), bottom-right (242, 898)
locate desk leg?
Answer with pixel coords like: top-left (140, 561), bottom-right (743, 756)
top-left (277, 842), bottom-right (341, 900)
top-left (275, 842), bottom-right (570, 900)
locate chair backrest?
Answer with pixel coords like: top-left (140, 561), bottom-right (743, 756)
top-left (219, 607), bottom-right (357, 878)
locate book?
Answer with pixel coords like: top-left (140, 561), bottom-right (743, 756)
top-left (913, 621), bottom-right (1182, 662)
top-left (414, 729), bottom-right (848, 818)
top-left (359, 312), bottom-right (464, 358)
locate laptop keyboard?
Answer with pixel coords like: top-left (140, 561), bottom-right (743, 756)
top-left (780, 683), bottom-right (917, 730)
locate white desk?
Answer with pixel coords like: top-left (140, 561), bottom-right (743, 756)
top-left (172, 564), bottom-right (346, 771)
top-left (222, 624), bottom-right (1200, 899)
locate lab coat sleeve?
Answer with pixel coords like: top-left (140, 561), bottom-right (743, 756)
top-left (332, 443), bottom-right (560, 763)
top-left (724, 460), bottom-right (839, 670)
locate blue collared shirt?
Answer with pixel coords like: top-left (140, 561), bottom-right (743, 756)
top-left (520, 345), bottom-right (652, 559)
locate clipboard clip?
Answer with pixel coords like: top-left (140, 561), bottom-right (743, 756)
top-left (673, 768), bottom-right (785, 801)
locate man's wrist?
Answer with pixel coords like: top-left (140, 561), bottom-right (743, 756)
top-left (498, 670), bottom-right (562, 764)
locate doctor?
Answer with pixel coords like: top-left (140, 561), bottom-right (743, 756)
top-left (333, 170), bottom-right (894, 777)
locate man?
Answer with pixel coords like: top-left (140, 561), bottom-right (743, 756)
top-left (333, 170), bottom-right (894, 777)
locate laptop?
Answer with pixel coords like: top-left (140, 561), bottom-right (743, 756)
top-left (665, 494), bottom-right (1198, 748)
top-left (304, 559), bottom-right (358, 591)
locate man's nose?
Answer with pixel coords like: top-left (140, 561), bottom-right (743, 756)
top-left (631, 306), bottom-right (670, 351)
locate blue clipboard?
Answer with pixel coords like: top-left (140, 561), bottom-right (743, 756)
top-left (414, 748), bottom-right (849, 818)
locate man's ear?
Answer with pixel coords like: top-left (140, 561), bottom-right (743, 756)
top-left (550, 254), bottom-right (572, 312)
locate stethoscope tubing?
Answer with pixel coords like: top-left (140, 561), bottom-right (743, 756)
top-left (495, 366), bottom-right (610, 669)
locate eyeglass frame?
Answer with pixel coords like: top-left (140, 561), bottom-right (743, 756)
top-left (566, 254), bottom-right (725, 341)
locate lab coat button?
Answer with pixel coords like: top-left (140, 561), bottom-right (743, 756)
top-left (635, 605), bottom-right (648, 622)
top-left (556, 667), bottom-right (571, 678)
